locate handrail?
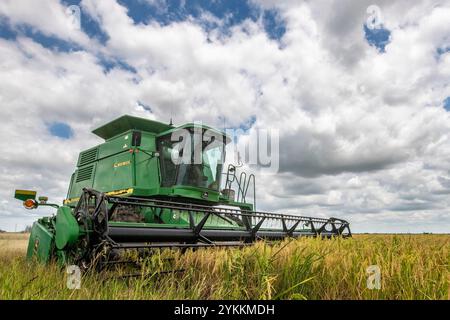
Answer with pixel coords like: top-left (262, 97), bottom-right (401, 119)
top-left (237, 171), bottom-right (246, 202)
top-left (244, 174), bottom-right (256, 210)
top-left (223, 165), bottom-right (256, 209)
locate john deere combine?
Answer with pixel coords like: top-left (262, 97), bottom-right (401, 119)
top-left (15, 115), bottom-right (351, 266)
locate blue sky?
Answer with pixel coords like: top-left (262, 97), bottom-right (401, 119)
top-left (0, 0), bottom-right (393, 141)
top-left (0, 0), bottom-right (289, 140)
top-left (363, 24), bottom-right (391, 53)
top-left (47, 122), bottom-right (74, 139)
top-left (444, 97), bottom-right (450, 111)
top-left (0, 1), bottom-right (450, 233)
top-left (0, 0), bottom-right (389, 50)
top-left (0, 0), bottom-right (287, 52)
top-left (0, 0), bottom-right (389, 88)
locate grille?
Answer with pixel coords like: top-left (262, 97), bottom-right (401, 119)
top-left (76, 165), bottom-right (94, 182)
top-left (78, 148), bottom-right (98, 166)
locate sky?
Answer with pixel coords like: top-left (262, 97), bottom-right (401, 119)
top-left (0, 0), bottom-right (450, 233)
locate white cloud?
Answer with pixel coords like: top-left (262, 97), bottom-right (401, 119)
top-left (0, 0), bottom-right (93, 47)
top-left (0, 0), bottom-right (449, 232)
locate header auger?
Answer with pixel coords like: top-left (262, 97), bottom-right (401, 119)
top-left (15, 115), bottom-right (351, 266)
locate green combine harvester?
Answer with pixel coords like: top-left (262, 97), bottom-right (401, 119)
top-left (15, 115), bottom-right (351, 267)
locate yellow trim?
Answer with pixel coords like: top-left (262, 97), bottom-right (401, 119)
top-left (15, 190), bottom-right (37, 196)
top-left (63, 188), bottom-right (134, 205)
top-left (106, 188), bottom-right (134, 196)
top-left (63, 197), bottom-right (80, 204)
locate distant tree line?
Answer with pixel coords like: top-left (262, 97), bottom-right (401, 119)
top-left (0, 226), bottom-right (32, 233)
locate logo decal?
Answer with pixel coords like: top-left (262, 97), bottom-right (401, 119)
top-left (113, 160), bottom-right (131, 168)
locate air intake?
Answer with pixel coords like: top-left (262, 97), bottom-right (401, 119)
top-left (78, 148), bottom-right (98, 167)
top-left (76, 165), bottom-right (94, 182)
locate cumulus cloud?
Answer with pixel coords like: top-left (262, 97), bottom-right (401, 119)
top-left (0, 0), bottom-right (94, 47)
top-left (0, 0), bottom-right (449, 232)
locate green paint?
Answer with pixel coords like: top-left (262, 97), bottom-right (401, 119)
top-left (66, 115), bottom-right (235, 206)
top-left (26, 218), bottom-right (55, 263)
top-left (55, 206), bottom-right (80, 250)
top-left (16, 115), bottom-right (256, 264)
top-left (14, 190), bottom-right (36, 201)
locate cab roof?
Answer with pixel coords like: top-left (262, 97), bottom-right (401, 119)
top-left (93, 115), bottom-right (231, 143)
top-left (92, 115), bottom-right (173, 140)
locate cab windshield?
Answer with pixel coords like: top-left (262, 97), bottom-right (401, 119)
top-left (157, 129), bottom-right (226, 191)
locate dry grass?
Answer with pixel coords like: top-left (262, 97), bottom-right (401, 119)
top-left (0, 233), bottom-right (28, 253)
top-left (0, 234), bottom-right (448, 300)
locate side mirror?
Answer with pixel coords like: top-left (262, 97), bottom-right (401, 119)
top-left (14, 190), bottom-right (58, 210)
top-left (14, 190), bottom-right (36, 201)
top-left (15, 190), bottom-right (38, 210)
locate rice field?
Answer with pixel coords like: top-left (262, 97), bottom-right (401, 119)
top-left (0, 233), bottom-right (448, 300)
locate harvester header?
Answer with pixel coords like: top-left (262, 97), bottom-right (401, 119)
top-left (15, 115), bottom-right (351, 266)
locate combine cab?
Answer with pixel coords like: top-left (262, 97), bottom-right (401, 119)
top-left (15, 115), bottom-right (351, 266)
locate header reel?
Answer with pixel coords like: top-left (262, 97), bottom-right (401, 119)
top-left (56, 188), bottom-right (352, 267)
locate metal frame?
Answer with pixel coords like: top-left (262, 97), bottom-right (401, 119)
top-left (224, 164), bottom-right (256, 209)
top-left (74, 188), bottom-right (351, 259)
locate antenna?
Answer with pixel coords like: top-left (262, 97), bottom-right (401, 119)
top-left (169, 105), bottom-right (174, 126)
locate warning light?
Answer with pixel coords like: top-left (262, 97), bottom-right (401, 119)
top-left (23, 199), bottom-right (37, 210)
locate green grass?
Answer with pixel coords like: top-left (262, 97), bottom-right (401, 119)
top-left (0, 234), bottom-right (448, 299)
